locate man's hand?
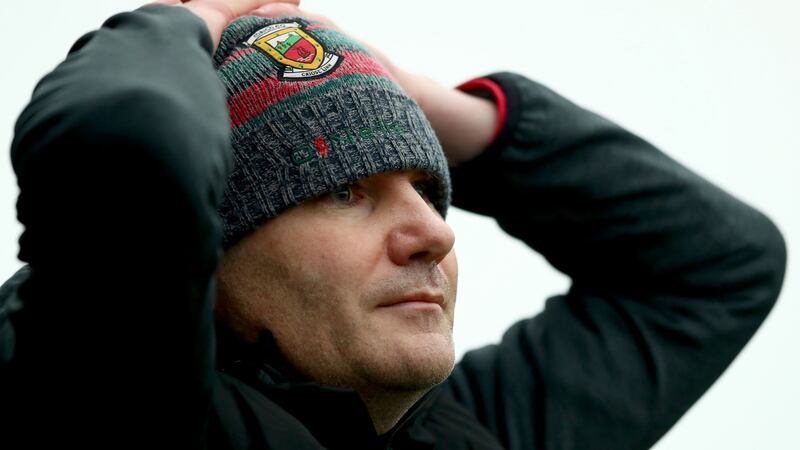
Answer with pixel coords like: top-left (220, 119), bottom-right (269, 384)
top-left (150, 0), bottom-right (301, 51)
top-left (248, 3), bottom-right (498, 167)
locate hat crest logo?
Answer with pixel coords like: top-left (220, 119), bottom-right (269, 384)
top-left (246, 22), bottom-right (343, 81)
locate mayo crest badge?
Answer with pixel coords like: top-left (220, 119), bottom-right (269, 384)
top-left (246, 22), bottom-right (342, 81)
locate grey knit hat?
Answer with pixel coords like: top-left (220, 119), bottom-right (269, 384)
top-left (213, 16), bottom-right (451, 248)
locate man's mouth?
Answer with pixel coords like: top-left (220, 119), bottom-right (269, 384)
top-left (377, 292), bottom-right (445, 309)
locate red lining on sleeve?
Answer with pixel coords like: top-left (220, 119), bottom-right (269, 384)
top-left (456, 77), bottom-right (508, 146)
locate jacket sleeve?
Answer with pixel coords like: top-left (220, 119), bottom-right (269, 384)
top-left (2, 5), bottom-right (231, 447)
top-left (442, 73), bottom-right (787, 450)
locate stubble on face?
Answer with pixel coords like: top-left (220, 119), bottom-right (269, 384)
top-left (217, 170), bottom-right (458, 423)
top-left (217, 230), bottom-right (457, 395)
top-left (263, 248), bottom-right (458, 395)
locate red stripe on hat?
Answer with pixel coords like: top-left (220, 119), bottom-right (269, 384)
top-left (227, 50), bottom-right (393, 129)
top-left (219, 47), bottom-right (257, 68)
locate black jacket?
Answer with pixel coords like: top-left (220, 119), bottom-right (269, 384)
top-left (0, 5), bottom-right (786, 450)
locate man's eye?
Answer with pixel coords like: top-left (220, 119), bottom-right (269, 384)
top-left (329, 185), bottom-right (354, 203)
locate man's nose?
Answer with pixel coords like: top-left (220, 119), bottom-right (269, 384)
top-left (385, 185), bottom-right (455, 267)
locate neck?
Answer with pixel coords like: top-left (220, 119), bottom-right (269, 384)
top-left (222, 330), bottom-right (433, 434)
top-left (359, 388), bottom-right (428, 435)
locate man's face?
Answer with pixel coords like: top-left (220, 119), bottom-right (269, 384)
top-left (217, 170), bottom-right (458, 394)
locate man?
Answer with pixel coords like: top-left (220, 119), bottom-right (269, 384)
top-left (0, 1), bottom-right (786, 449)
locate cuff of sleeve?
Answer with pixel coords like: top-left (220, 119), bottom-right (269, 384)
top-left (456, 77), bottom-right (508, 146)
top-left (449, 73), bottom-right (523, 215)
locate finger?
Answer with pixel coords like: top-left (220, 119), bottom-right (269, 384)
top-left (233, 0), bottom-right (301, 18)
top-left (188, 0), bottom-right (301, 25)
top-left (249, 3), bottom-right (303, 18)
top-left (147, 0), bottom-right (183, 5)
top-left (249, 3), bottom-right (338, 29)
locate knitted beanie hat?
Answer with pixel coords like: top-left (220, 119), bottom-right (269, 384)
top-left (213, 16), bottom-right (451, 248)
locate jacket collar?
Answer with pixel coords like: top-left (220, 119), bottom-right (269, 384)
top-left (216, 328), bottom-right (437, 449)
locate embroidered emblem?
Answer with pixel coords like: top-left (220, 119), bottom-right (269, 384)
top-left (289, 120), bottom-right (409, 166)
top-left (246, 22), bottom-right (342, 81)
top-left (313, 136), bottom-right (331, 157)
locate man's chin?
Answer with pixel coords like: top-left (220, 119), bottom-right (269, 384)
top-left (362, 332), bottom-right (455, 391)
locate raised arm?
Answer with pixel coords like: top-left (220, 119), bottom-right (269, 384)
top-left (438, 73), bottom-right (786, 449)
top-left (1, 4), bottom-right (231, 447)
